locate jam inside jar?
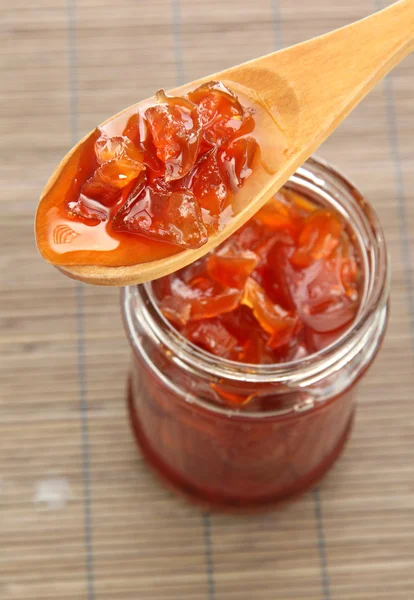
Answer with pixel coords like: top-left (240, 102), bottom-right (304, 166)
top-left (121, 157), bottom-right (389, 510)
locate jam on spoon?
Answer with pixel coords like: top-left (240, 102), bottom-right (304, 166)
top-left (36, 82), bottom-right (271, 269)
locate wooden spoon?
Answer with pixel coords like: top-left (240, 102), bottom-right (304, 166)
top-left (38, 0), bottom-right (413, 286)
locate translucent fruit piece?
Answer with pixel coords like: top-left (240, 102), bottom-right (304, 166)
top-left (145, 91), bottom-right (201, 181)
top-left (183, 319), bottom-right (238, 358)
top-left (221, 136), bottom-right (258, 190)
top-left (219, 304), bottom-right (264, 344)
top-left (341, 258), bottom-right (359, 299)
top-left (159, 295), bottom-right (191, 326)
top-left (95, 134), bottom-right (144, 165)
top-left (190, 149), bottom-right (230, 217)
top-left (254, 192), bottom-right (303, 239)
top-left (188, 288), bottom-right (243, 322)
top-left (122, 111), bottom-right (165, 176)
top-left (337, 235), bottom-right (360, 300)
top-left (167, 274), bottom-right (243, 321)
top-left (265, 242), bottom-right (297, 310)
top-left (238, 335), bottom-right (279, 365)
top-left (67, 171), bottom-right (121, 223)
top-left (207, 247), bottom-right (258, 289)
top-left (166, 190), bottom-right (209, 248)
top-left (290, 209), bottom-right (343, 268)
top-left (67, 134), bottom-right (145, 221)
top-left (80, 171), bottom-right (121, 206)
top-left (68, 195), bottom-right (108, 223)
top-left (122, 114), bottom-right (140, 144)
top-left (179, 258), bottom-right (210, 286)
top-left (143, 150), bottom-right (165, 178)
top-left (112, 182), bottom-right (208, 249)
top-left (242, 278), bottom-right (300, 349)
top-left (314, 236), bottom-right (360, 319)
top-left (151, 273), bottom-right (172, 300)
top-left (98, 158), bottom-right (145, 189)
top-left (287, 189), bottom-right (317, 216)
top-left (188, 81), bottom-right (254, 147)
top-left (293, 257), bottom-right (359, 333)
top-left (231, 220), bottom-right (274, 257)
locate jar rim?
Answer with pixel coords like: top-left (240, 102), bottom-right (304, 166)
top-left (122, 156), bottom-right (390, 393)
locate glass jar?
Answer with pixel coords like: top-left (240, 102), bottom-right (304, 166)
top-left (121, 156), bottom-right (389, 511)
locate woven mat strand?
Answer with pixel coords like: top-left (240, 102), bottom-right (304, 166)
top-left (0, 1), bottom-right (413, 599)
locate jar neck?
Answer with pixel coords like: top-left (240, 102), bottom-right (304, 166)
top-left (122, 157), bottom-right (389, 389)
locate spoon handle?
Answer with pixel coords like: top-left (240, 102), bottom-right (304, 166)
top-left (226, 0), bottom-right (414, 147)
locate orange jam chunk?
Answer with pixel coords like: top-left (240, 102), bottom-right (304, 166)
top-left (189, 149), bottom-right (230, 218)
top-left (112, 179), bottom-right (208, 249)
top-left (158, 272), bottom-right (243, 323)
top-left (290, 209), bottom-right (343, 267)
top-left (184, 319), bottom-right (238, 358)
top-left (153, 188), bottom-right (362, 385)
top-left (254, 191), bottom-right (304, 239)
top-left (207, 245), bottom-right (258, 289)
top-left (188, 81), bottom-right (255, 149)
top-left (36, 80), bottom-right (260, 268)
top-left (241, 278), bottom-right (300, 349)
top-left (221, 136), bottom-right (258, 190)
top-left (145, 91), bottom-right (201, 181)
top-left (95, 135), bottom-right (144, 166)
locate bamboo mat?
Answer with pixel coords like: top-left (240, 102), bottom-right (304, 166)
top-left (1, 0), bottom-right (413, 598)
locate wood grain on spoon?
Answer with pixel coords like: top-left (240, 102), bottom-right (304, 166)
top-left (39, 0), bottom-right (413, 286)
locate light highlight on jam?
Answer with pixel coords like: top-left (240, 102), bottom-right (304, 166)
top-left (153, 189), bottom-right (361, 371)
